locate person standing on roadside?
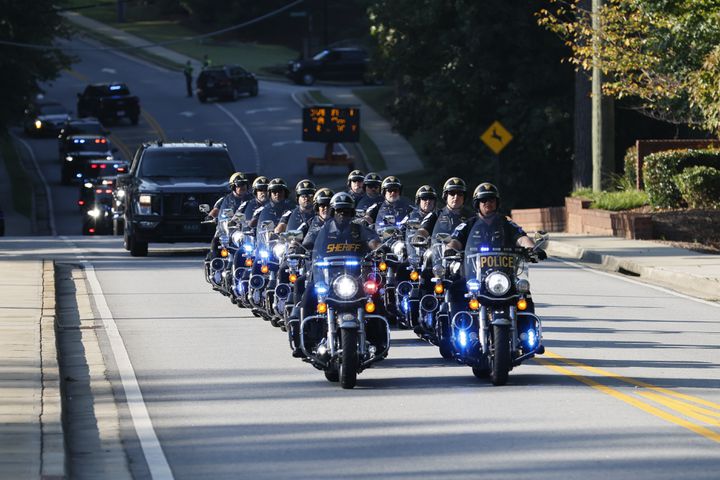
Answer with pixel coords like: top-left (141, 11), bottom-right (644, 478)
top-left (183, 61), bottom-right (193, 97)
top-left (202, 54), bottom-right (212, 69)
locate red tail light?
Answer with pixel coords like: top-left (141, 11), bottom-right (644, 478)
top-left (88, 228), bottom-right (95, 234)
top-left (363, 280), bottom-right (379, 295)
top-left (91, 164), bottom-right (98, 169)
top-left (78, 200), bottom-right (85, 206)
top-left (100, 164), bottom-right (107, 169)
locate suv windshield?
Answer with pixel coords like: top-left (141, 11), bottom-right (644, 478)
top-left (39, 104), bottom-right (67, 115)
top-left (139, 149), bottom-right (233, 179)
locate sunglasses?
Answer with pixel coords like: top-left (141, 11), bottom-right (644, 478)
top-left (386, 188), bottom-right (400, 193)
top-left (447, 191), bottom-right (464, 197)
top-left (478, 197), bottom-right (496, 203)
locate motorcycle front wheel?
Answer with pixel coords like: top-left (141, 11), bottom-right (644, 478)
top-left (490, 325), bottom-right (510, 386)
top-left (340, 328), bottom-right (358, 389)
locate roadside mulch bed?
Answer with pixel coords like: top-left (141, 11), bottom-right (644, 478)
top-left (651, 209), bottom-right (720, 254)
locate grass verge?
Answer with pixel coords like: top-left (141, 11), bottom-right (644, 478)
top-left (306, 90), bottom-right (386, 171)
top-left (61, 3), bottom-right (296, 75)
top-left (571, 187), bottom-right (650, 211)
top-left (0, 133), bottom-right (33, 218)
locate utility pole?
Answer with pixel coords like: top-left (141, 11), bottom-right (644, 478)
top-left (591, 0), bottom-right (615, 192)
top-left (116, 0), bottom-right (125, 23)
top-left (574, 0), bottom-right (592, 189)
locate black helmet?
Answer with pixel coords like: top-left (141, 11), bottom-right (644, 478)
top-left (472, 182), bottom-right (500, 210)
top-left (252, 175), bottom-right (269, 193)
top-left (313, 187), bottom-right (334, 210)
top-left (330, 191), bottom-right (355, 214)
top-left (415, 185), bottom-right (438, 204)
top-left (295, 179), bottom-right (316, 198)
top-left (363, 172), bottom-right (382, 189)
top-left (347, 169), bottom-right (365, 187)
top-left (229, 172), bottom-right (248, 189)
top-left (442, 177), bottom-right (467, 200)
top-left (267, 177), bottom-right (289, 196)
top-left (381, 175), bottom-right (402, 194)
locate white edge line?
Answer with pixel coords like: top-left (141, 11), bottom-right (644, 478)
top-left (11, 133), bottom-right (57, 236)
top-left (214, 103), bottom-right (261, 174)
top-left (549, 256), bottom-right (720, 309)
top-left (69, 245), bottom-right (174, 480)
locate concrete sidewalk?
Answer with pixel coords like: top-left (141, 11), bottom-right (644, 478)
top-left (547, 233), bottom-right (720, 302)
top-left (0, 260), bottom-right (64, 479)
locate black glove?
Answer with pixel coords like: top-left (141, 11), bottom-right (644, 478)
top-left (378, 244), bottom-right (391, 254)
top-left (443, 248), bottom-right (458, 258)
top-left (536, 250), bottom-right (547, 261)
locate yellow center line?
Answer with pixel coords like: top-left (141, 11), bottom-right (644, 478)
top-left (141, 110), bottom-right (167, 142)
top-left (535, 357), bottom-right (720, 444)
top-left (544, 350), bottom-right (720, 411)
top-left (639, 391), bottom-right (720, 427)
top-left (108, 134), bottom-right (133, 163)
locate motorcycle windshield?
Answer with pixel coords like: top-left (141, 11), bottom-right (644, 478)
top-left (254, 224), bottom-right (275, 263)
top-left (313, 254), bottom-right (363, 303)
top-left (464, 248), bottom-right (527, 295)
top-left (404, 223), bottom-right (425, 267)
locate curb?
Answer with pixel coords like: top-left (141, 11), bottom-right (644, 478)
top-left (40, 260), bottom-right (67, 479)
top-left (546, 241), bottom-right (720, 301)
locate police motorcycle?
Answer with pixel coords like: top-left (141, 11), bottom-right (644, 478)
top-left (271, 230), bottom-right (310, 326)
top-left (247, 220), bottom-right (282, 322)
top-left (392, 218), bottom-right (430, 329)
top-left (416, 233), bottom-right (458, 359)
top-left (229, 214), bottom-right (256, 308)
top-left (200, 205), bottom-right (237, 296)
top-left (369, 214), bottom-right (405, 324)
top-left (299, 238), bottom-right (391, 390)
top-left (450, 233), bottom-right (548, 385)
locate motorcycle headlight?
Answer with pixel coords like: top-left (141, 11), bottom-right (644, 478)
top-left (87, 208), bottom-right (101, 218)
top-left (243, 242), bottom-right (253, 253)
top-left (116, 189), bottom-right (125, 198)
top-left (315, 281), bottom-right (329, 295)
top-left (432, 264), bottom-right (444, 277)
top-left (466, 279), bottom-right (481, 293)
top-left (65, 155), bottom-right (74, 162)
top-left (392, 241), bottom-right (406, 258)
top-left (272, 243), bottom-right (287, 259)
top-left (485, 272), bottom-right (510, 296)
top-left (231, 230), bottom-right (243, 247)
top-left (34, 120), bottom-right (42, 129)
top-left (333, 275), bottom-right (358, 299)
top-left (516, 278), bottom-right (530, 293)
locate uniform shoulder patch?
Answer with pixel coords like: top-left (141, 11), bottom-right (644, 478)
top-left (456, 222), bottom-right (467, 231)
top-left (253, 206), bottom-right (265, 216)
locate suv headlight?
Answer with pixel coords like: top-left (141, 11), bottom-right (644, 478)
top-left (485, 272), bottom-right (510, 296)
top-left (292, 62), bottom-right (300, 72)
top-left (333, 275), bottom-right (358, 299)
top-left (136, 194), bottom-right (157, 215)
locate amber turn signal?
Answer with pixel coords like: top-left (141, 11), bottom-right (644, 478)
top-left (517, 298), bottom-right (527, 311)
top-left (379, 262), bottom-right (387, 272)
top-left (409, 271), bottom-right (419, 281)
top-left (317, 302), bottom-right (327, 314)
top-left (261, 265), bottom-right (269, 274)
top-left (220, 248), bottom-right (228, 258)
top-left (244, 258), bottom-right (253, 267)
top-left (289, 273), bottom-right (297, 283)
top-left (434, 283), bottom-right (444, 295)
top-left (469, 299), bottom-right (480, 310)
top-left (365, 301), bottom-right (376, 313)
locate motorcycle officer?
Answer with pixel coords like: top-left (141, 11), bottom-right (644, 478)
top-left (236, 175), bottom-right (269, 222)
top-left (250, 177), bottom-right (293, 228)
top-left (445, 182), bottom-right (546, 313)
top-left (276, 179), bottom-right (316, 234)
top-left (209, 172), bottom-right (252, 219)
top-left (287, 192), bottom-right (381, 357)
top-left (346, 169), bottom-right (365, 205)
top-left (355, 172), bottom-right (383, 212)
top-left (402, 185), bottom-right (438, 224)
top-left (418, 177), bottom-right (473, 238)
top-left (365, 176), bottom-right (414, 231)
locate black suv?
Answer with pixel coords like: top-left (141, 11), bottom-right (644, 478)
top-left (115, 141), bottom-right (235, 256)
top-left (58, 117), bottom-right (109, 160)
top-left (287, 47), bottom-right (371, 85)
top-left (77, 83), bottom-right (141, 125)
top-left (196, 65), bottom-right (259, 103)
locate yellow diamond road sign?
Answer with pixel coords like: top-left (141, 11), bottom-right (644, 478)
top-left (481, 121), bottom-right (513, 155)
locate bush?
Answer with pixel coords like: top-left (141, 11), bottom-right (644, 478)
top-left (674, 166), bottom-right (720, 209)
top-left (623, 144), bottom-right (638, 187)
top-left (643, 149), bottom-right (720, 208)
top-left (569, 187), bottom-right (649, 211)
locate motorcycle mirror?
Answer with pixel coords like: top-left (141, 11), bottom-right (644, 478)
top-left (222, 208), bottom-right (235, 218)
top-left (383, 215), bottom-right (396, 225)
top-left (407, 219), bottom-right (422, 230)
top-left (381, 226), bottom-right (400, 239)
top-left (233, 212), bottom-right (246, 223)
top-left (533, 231), bottom-right (549, 249)
top-left (411, 234), bottom-right (429, 247)
top-left (199, 204), bottom-right (210, 213)
top-left (261, 220), bottom-right (275, 230)
top-left (355, 208), bottom-right (366, 218)
top-left (286, 229), bottom-right (303, 242)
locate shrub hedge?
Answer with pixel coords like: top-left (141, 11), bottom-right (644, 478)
top-left (623, 144), bottom-right (638, 187)
top-left (643, 149), bottom-right (720, 208)
top-left (674, 166), bottom-right (720, 209)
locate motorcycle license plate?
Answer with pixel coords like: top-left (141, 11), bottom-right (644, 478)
top-left (116, 110), bottom-right (125, 116)
top-left (182, 224), bottom-right (200, 232)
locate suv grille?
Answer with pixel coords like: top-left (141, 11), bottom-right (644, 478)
top-left (162, 193), bottom-right (219, 217)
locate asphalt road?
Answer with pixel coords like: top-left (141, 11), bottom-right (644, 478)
top-left (10, 38), bottom-right (720, 479)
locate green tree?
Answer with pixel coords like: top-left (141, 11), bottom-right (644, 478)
top-left (537, 0), bottom-right (720, 133)
top-left (0, 0), bottom-right (73, 130)
top-left (369, 0), bottom-right (574, 208)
